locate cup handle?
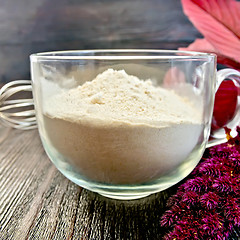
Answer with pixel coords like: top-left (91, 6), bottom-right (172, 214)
top-left (207, 68), bottom-right (240, 147)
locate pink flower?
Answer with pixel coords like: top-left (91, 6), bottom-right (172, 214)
top-left (179, 0), bottom-right (240, 129)
top-left (179, 0), bottom-right (240, 70)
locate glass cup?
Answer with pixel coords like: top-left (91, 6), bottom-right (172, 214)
top-left (30, 50), bottom-right (240, 200)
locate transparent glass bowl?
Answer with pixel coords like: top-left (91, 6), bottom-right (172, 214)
top-left (30, 50), bottom-right (240, 200)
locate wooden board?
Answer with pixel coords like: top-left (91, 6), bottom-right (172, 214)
top-left (0, 0), bottom-right (201, 82)
top-left (0, 128), bottom-right (239, 239)
top-left (0, 128), bottom-right (174, 239)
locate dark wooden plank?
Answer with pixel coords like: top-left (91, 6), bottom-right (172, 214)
top-left (0, 0), bottom-right (199, 45)
top-left (51, 183), bottom-right (81, 240)
top-left (0, 0), bottom-right (201, 82)
top-left (0, 128), bottom-right (239, 239)
top-left (0, 129), bottom-right (56, 239)
top-left (0, 129), bottom-right (174, 239)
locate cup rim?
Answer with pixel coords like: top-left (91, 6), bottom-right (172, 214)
top-left (30, 49), bottom-right (216, 61)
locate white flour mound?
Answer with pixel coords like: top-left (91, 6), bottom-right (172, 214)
top-left (43, 69), bottom-right (202, 184)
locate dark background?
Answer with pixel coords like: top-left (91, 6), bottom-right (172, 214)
top-left (0, 0), bottom-right (201, 83)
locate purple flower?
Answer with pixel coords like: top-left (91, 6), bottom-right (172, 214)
top-left (181, 176), bottom-right (209, 193)
top-left (224, 196), bottom-right (240, 227)
top-left (197, 162), bottom-right (223, 177)
top-left (212, 175), bottom-right (236, 193)
top-left (201, 211), bottom-right (224, 235)
top-left (181, 191), bottom-right (199, 207)
top-left (160, 126), bottom-right (240, 239)
top-left (200, 192), bottom-right (219, 210)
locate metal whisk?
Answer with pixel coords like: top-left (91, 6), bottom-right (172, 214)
top-left (0, 80), bottom-right (37, 130)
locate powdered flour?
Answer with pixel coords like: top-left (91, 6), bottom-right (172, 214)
top-left (43, 69), bottom-right (202, 184)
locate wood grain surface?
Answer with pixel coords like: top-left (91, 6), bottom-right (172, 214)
top-left (0, 0), bottom-right (201, 83)
top-left (0, 129), bottom-right (239, 239)
top-left (0, 128), bottom-right (175, 239)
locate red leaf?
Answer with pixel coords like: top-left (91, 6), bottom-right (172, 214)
top-left (190, 0), bottom-right (240, 36)
top-left (179, 38), bottom-right (240, 70)
top-left (181, 0), bottom-right (240, 64)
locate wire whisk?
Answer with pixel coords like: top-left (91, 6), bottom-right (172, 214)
top-left (0, 80), bottom-right (37, 130)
